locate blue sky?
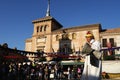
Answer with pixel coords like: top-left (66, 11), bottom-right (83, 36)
top-left (0, 0), bottom-right (120, 50)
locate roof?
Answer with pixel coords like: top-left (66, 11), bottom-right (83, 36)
top-left (65, 23), bottom-right (101, 30)
top-left (100, 27), bottom-right (120, 36)
top-left (52, 23), bottom-right (101, 34)
top-left (32, 16), bottom-right (53, 23)
top-left (32, 16), bottom-right (63, 27)
top-left (101, 27), bottom-right (120, 33)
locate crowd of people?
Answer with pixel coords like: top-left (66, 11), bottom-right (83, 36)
top-left (0, 61), bottom-right (83, 80)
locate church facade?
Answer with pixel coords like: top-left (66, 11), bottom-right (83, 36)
top-left (25, 16), bottom-right (101, 53)
top-left (25, 0), bottom-right (120, 61)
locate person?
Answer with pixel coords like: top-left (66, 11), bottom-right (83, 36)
top-left (77, 67), bottom-right (81, 78)
top-left (67, 67), bottom-right (72, 80)
top-left (80, 31), bottom-right (102, 80)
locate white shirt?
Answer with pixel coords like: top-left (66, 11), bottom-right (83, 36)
top-left (90, 39), bottom-right (101, 51)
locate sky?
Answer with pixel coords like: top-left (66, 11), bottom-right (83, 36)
top-left (0, 0), bottom-right (120, 50)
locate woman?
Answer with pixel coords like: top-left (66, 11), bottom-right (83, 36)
top-left (81, 31), bottom-right (102, 80)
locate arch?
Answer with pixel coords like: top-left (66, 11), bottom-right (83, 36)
top-left (40, 26), bottom-right (43, 32)
top-left (56, 35), bottom-right (59, 41)
top-left (44, 25), bottom-right (47, 31)
top-left (36, 26), bottom-right (39, 32)
top-left (72, 33), bottom-right (76, 39)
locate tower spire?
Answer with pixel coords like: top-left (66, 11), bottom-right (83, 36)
top-left (46, 0), bottom-right (50, 16)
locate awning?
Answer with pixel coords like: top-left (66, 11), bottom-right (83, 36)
top-left (60, 61), bottom-right (84, 65)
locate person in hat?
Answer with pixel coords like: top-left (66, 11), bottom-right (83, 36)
top-left (81, 31), bottom-right (102, 80)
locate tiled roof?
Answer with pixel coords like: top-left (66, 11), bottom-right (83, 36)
top-left (101, 27), bottom-right (120, 33)
top-left (32, 16), bottom-right (53, 23)
top-left (32, 16), bottom-right (63, 27)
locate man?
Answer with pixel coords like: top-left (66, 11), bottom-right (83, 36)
top-left (81, 31), bottom-right (102, 80)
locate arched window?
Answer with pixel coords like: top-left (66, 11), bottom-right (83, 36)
top-left (36, 26), bottom-right (39, 32)
top-left (56, 35), bottom-right (59, 41)
top-left (40, 26), bottom-right (43, 32)
top-left (44, 25), bottom-right (47, 31)
top-left (72, 33), bottom-right (76, 39)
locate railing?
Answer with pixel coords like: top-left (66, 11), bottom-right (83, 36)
top-left (0, 45), bottom-right (120, 60)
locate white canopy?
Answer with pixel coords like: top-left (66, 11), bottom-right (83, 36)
top-left (102, 60), bottom-right (120, 73)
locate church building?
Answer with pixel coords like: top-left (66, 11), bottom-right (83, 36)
top-left (25, 0), bottom-right (120, 60)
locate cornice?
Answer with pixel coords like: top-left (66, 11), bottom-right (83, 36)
top-left (100, 32), bottom-right (120, 36)
top-left (25, 38), bottom-right (32, 42)
top-left (100, 27), bottom-right (120, 36)
top-left (32, 16), bottom-right (63, 28)
top-left (32, 16), bottom-right (53, 23)
top-left (52, 23), bottom-right (101, 34)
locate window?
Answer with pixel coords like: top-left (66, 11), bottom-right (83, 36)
top-left (40, 26), bottom-right (43, 32)
top-left (109, 38), bottom-right (114, 47)
top-left (44, 25), bottom-right (47, 31)
top-left (56, 35), bottom-right (59, 41)
top-left (36, 26), bottom-right (39, 32)
top-left (102, 39), bottom-right (107, 47)
top-left (72, 33), bottom-right (76, 39)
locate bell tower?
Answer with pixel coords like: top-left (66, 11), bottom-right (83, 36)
top-left (32, 0), bottom-right (62, 36)
top-left (30, 0), bottom-right (63, 52)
